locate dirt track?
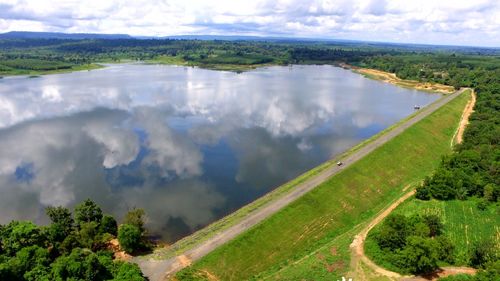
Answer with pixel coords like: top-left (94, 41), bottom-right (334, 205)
top-left (134, 89), bottom-right (467, 281)
top-left (349, 189), bottom-right (477, 281)
top-left (349, 190), bottom-right (416, 280)
top-left (454, 90), bottom-right (476, 144)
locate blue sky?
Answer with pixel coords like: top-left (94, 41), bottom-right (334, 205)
top-left (0, 0), bottom-right (499, 47)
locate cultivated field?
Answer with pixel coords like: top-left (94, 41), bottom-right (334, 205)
top-left (379, 198), bottom-right (500, 265)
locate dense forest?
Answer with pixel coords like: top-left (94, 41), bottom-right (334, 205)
top-left (1, 37), bottom-right (499, 74)
top-left (0, 199), bottom-right (149, 281)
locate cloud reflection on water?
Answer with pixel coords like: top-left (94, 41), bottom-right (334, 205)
top-left (0, 65), bottom-right (439, 240)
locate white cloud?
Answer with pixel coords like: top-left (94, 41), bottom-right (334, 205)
top-left (0, 0), bottom-right (498, 46)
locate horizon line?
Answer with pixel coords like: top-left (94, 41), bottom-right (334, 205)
top-left (2, 30), bottom-right (499, 49)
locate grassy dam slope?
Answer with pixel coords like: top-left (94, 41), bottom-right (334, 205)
top-left (175, 90), bottom-right (471, 280)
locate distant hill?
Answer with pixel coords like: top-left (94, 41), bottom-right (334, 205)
top-left (0, 31), bottom-right (133, 40)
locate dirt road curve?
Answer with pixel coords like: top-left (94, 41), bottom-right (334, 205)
top-left (135, 89), bottom-right (467, 281)
top-left (350, 190), bottom-right (416, 280)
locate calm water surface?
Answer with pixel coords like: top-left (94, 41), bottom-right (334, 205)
top-left (0, 64), bottom-right (439, 241)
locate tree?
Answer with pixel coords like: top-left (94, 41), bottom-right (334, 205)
top-left (100, 215), bottom-right (118, 236)
top-left (415, 185), bottom-right (431, 200)
top-left (123, 208), bottom-right (146, 233)
top-left (45, 206), bottom-right (74, 245)
top-left (112, 262), bottom-right (146, 281)
top-left (117, 224), bottom-right (142, 254)
top-left (7, 245), bottom-right (50, 279)
top-left (375, 214), bottom-right (410, 250)
top-left (470, 240), bottom-right (498, 268)
top-left (422, 214), bottom-right (443, 237)
top-left (50, 248), bottom-right (111, 281)
top-left (475, 260), bottom-right (500, 281)
top-left (400, 236), bottom-right (440, 274)
top-left (59, 232), bottom-right (82, 255)
top-left (436, 236), bottom-right (455, 264)
top-left (45, 206), bottom-right (74, 230)
top-left (74, 199), bottom-right (103, 226)
top-left (412, 222), bottom-right (431, 237)
top-left (79, 222), bottom-right (99, 249)
top-left (483, 184), bottom-right (499, 202)
top-left (1, 221), bottom-right (45, 256)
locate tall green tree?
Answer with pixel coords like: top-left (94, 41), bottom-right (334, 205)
top-left (400, 236), bottom-right (440, 274)
top-left (1, 221), bottom-right (45, 256)
top-left (123, 208), bottom-right (146, 233)
top-left (117, 224), bottom-right (142, 254)
top-left (74, 199), bottom-right (103, 226)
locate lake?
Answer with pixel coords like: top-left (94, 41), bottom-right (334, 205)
top-left (0, 64), bottom-right (439, 241)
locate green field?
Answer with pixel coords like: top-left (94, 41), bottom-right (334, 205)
top-left (175, 90), bottom-right (469, 280)
top-left (366, 198), bottom-right (500, 268)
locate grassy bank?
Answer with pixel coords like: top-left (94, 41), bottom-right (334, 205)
top-left (365, 198), bottom-right (500, 271)
top-left (0, 63), bottom-right (103, 76)
top-left (175, 87), bottom-right (469, 280)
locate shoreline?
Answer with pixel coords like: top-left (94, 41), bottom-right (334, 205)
top-left (339, 63), bottom-right (455, 94)
top-left (0, 63), bottom-right (103, 77)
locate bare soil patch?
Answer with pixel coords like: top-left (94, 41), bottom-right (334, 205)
top-left (340, 64), bottom-right (455, 94)
top-left (455, 90), bottom-right (476, 144)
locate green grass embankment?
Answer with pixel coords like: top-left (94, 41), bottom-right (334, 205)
top-left (176, 90), bottom-right (469, 280)
top-left (365, 198), bottom-right (500, 270)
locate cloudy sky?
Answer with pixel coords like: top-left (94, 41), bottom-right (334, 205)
top-left (0, 0), bottom-right (499, 46)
